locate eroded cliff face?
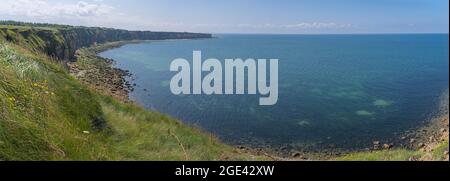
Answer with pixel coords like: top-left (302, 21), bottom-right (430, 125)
top-left (0, 26), bottom-right (211, 61)
top-left (58, 28), bottom-right (211, 60)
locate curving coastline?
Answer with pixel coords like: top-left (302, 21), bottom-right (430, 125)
top-left (75, 40), bottom-right (449, 161)
top-left (2, 21), bottom-right (447, 160)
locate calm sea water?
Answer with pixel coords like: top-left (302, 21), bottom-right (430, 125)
top-left (100, 34), bottom-right (449, 151)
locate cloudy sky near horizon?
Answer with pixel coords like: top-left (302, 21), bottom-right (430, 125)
top-left (0, 0), bottom-right (448, 34)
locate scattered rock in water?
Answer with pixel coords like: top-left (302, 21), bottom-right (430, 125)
top-left (292, 152), bottom-right (301, 158)
top-left (410, 139), bottom-right (416, 144)
top-left (383, 143), bottom-right (393, 150)
top-left (373, 141), bottom-right (380, 145)
top-left (291, 152), bottom-right (308, 160)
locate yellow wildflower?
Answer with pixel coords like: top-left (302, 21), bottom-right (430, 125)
top-left (8, 97), bottom-right (16, 102)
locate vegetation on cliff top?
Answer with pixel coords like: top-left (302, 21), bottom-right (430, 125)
top-left (0, 21), bottom-right (211, 60)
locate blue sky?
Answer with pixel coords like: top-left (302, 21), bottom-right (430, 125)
top-left (0, 0), bottom-right (448, 34)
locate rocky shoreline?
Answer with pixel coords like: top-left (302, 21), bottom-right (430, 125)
top-left (406, 92), bottom-right (449, 161)
top-left (238, 93), bottom-right (449, 161)
top-left (67, 41), bottom-right (143, 102)
top-left (68, 41), bottom-right (449, 161)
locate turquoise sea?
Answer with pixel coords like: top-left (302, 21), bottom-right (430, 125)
top-left (100, 34), bottom-right (449, 151)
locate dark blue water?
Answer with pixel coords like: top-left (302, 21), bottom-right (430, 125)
top-left (100, 34), bottom-right (449, 151)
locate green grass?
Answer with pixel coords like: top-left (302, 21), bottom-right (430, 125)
top-left (0, 42), bottom-right (111, 160)
top-left (432, 140), bottom-right (449, 161)
top-left (0, 25), bottom-right (63, 57)
top-left (336, 142), bottom-right (449, 161)
top-left (335, 149), bottom-right (423, 161)
top-left (101, 96), bottom-right (266, 161)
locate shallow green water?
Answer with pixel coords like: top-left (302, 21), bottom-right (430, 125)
top-left (100, 34), bottom-right (449, 151)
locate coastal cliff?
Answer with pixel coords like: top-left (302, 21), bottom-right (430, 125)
top-left (0, 21), bottom-right (211, 60)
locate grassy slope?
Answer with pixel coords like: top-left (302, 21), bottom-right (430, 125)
top-left (0, 41), bottom-right (265, 161)
top-left (335, 142), bottom-right (449, 161)
top-left (0, 43), bottom-right (111, 160)
top-left (0, 25), bottom-right (64, 54)
top-left (101, 96), bottom-right (265, 160)
top-left (335, 150), bottom-right (423, 161)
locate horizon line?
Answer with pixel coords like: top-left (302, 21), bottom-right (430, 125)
top-left (211, 32), bottom-right (450, 36)
top-left (1, 20), bottom-right (448, 35)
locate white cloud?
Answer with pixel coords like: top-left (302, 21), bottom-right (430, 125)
top-left (0, 0), bottom-right (355, 33)
top-left (0, 0), bottom-right (114, 18)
